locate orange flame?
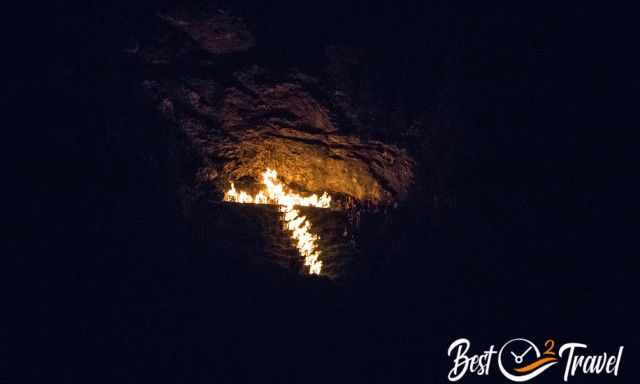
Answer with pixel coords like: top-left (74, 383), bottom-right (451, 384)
top-left (223, 169), bottom-right (331, 275)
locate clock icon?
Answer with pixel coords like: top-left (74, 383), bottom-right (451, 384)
top-left (498, 338), bottom-right (558, 382)
top-left (500, 338), bottom-right (540, 370)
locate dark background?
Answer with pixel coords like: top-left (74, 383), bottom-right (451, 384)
top-left (9, 1), bottom-right (639, 382)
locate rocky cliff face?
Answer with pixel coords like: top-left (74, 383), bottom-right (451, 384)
top-left (134, 5), bottom-right (414, 210)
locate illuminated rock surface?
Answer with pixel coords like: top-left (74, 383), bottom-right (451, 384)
top-left (135, 6), bottom-right (414, 207)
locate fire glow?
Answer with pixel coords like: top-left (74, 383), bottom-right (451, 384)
top-left (224, 169), bottom-right (331, 275)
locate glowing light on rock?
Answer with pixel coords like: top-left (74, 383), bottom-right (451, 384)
top-left (223, 168), bottom-right (331, 275)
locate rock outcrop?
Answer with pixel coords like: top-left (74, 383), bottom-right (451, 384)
top-left (135, 6), bottom-right (414, 209)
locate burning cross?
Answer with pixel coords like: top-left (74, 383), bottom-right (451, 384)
top-left (224, 169), bottom-right (331, 275)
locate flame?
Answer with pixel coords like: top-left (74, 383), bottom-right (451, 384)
top-left (223, 169), bottom-right (331, 275)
